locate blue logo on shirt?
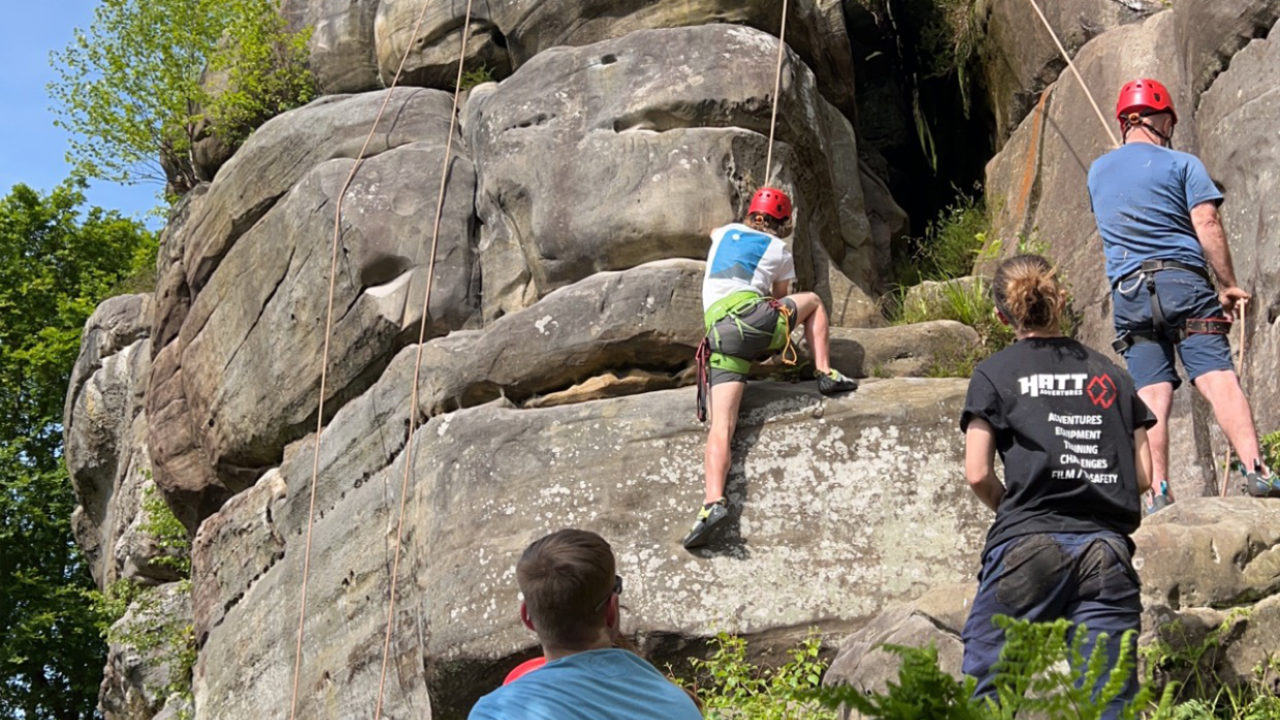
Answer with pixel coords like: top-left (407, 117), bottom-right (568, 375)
top-left (709, 230), bottom-right (771, 282)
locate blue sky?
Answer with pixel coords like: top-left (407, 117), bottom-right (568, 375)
top-left (1, 1), bottom-right (161, 225)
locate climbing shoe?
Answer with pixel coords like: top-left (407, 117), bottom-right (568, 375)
top-left (682, 498), bottom-right (729, 549)
top-left (1145, 483), bottom-right (1173, 515)
top-left (1243, 466), bottom-right (1280, 498)
top-left (817, 368), bottom-right (858, 395)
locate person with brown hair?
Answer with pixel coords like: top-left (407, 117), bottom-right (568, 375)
top-left (468, 529), bottom-right (700, 720)
top-left (685, 187), bottom-right (857, 549)
top-left (959, 255), bottom-right (1155, 719)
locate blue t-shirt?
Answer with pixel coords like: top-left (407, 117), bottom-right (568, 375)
top-left (1086, 143), bottom-right (1223, 284)
top-left (468, 648), bottom-right (702, 720)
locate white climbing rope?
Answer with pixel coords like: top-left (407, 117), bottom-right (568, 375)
top-left (763, 0), bottom-right (791, 185)
top-left (1024, 0), bottom-right (1120, 148)
top-left (288, 2), bottom-right (441, 718)
top-left (372, 0), bottom-right (477, 716)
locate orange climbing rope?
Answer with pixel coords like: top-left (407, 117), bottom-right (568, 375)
top-left (762, 0), bottom-right (790, 185)
top-left (371, 0), bottom-right (477, 716)
top-left (1024, 0), bottom-right (1119, 148)
top-left (287, 2), bottom-right (441, 718)
top-left (1220, 298), bottom-right (1250, 497)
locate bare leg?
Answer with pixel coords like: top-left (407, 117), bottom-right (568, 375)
top-left (1194, 369), bottom-right (1265, 471)
top-left (704, 381), bottom-right (747, 504)
top-left (1137, 382), bottom-right (1174, 494)
top-left (784, 291), bottom-right (831, 374)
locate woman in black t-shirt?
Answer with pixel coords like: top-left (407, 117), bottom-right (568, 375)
top-left (959, 254), bottom-right (1155, 719)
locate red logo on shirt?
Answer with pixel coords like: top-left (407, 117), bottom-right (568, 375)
top-left (1087, 374), bottom-right (1117, 409)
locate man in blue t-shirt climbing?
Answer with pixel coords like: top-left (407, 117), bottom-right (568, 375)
top-left (1087, 78), bottom-right (1277, 506)
top-left (468, 529), bottom-right (701, 720)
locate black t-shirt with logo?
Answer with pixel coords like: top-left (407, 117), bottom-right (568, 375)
top-left (960, 337), bottom-right (1156, 553)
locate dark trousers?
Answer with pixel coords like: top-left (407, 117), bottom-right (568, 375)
top-left (961, 532), bottom-right (1142, 719)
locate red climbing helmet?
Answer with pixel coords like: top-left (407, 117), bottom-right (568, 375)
top-left (503, 656), bottom-right (546, 685)
top-left (747, 187), bottom-right (792, 221)
top-left (1115, 78), bottom-right (1177, 133)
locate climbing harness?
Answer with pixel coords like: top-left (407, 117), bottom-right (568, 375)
top-left (1024, 0), bottom-right (1119, 148)
top-left (1110, 260), bottom-right (1229, 354)
top-left (695, 337), bottom-right (712, 422)
top-left (694, 291), bottom-right (795, 422)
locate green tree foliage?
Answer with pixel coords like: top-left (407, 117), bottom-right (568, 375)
top-left (49, 0), bottom-right (314, 194)
top-left (0, 182), bottom-right (156, 719)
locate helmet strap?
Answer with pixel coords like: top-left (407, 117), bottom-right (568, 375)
top-left (1121, 112), bottom-right (1173, 148)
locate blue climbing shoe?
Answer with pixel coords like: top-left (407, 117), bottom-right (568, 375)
top-left (1145, 482), bottom-right (1173, 515)
top-left (1243, 467), bottom-right (1280, 498)
top-left (682, 498), bottom-right (729, 549)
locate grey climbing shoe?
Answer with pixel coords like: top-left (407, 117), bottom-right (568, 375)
top-left (1243, 468), bottom-right (1280, 498)
top-left (682, 498), bottom-right (729, 549)
top-left (817, 368), bottom-right (858, 395)
top-left (1146, 481), bottom-right (1172, 515)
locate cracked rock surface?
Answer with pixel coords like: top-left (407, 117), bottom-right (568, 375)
top-left (61, 3), bottom-right (1280, 719)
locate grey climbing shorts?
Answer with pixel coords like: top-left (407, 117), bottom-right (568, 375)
top-left (707, 297), bottom-right (797, 386)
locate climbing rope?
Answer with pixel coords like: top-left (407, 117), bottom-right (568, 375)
top-left (1220, 298), bottom-right (1250, 496)
top-left (1024, 0), bottom-right (1120, 148)
top-left (371, 1), bottom-right (477, 717)
top-left (762, 0), bottom-right (790, 185)
top-left (287, 2), bottom-right (440, 718)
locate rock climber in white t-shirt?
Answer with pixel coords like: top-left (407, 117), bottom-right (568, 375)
top-left (684, 187), bottom-right (857, 549)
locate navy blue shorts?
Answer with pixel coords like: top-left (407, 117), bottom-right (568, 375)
top-left (961, 532), bottom-right (1141, 719)
top-left (1112, 268), bottom-right (1233, 390)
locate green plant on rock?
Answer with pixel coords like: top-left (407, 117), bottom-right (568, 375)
top-left (852, 0), bottom-right (984, 165)
top-left (90, 578), bottom-right (144, 639)
top-left (814, 617), bottom-right (1172, 720)
top-left (92, 581), bottom-right (197, 716)
top-left (892, 190), bottom-right (990, 286)
top-left (460, 64), bottom-right (496, 91)
top-left (815, 643), bottom-right (984, 720)
top-left (679, 629), bottom-right (836, 719)
top-left (891, 275), bottom-right (1014, 377)
top-left (50, 0), bottom-right (315, 196)
top-left (1260, 430), bottom-right (1280, 472)
top-left (1142, 609), bottom-right (1280, 720)
top-left (141, 483), bottom-right (192, 576)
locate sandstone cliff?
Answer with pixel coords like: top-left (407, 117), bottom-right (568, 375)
top-left (63, 1), bottom-right (1280, 718)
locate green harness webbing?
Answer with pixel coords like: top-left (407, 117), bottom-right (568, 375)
top-left (702, 290), bottom-right (790, 375)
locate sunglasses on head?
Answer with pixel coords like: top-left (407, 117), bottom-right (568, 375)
top-left (593, 575), bottom-right (623, 613)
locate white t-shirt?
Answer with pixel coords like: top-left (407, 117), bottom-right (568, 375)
top-left (702, 223), bottom-right (796, 312)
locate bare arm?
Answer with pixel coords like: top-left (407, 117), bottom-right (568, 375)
top-left (965, 419), bottom-right (1004, 512)
top-left (1134, 426), bottom-right (1152, 495)
top-left (1190, 202), bottom-right (1250, 314)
